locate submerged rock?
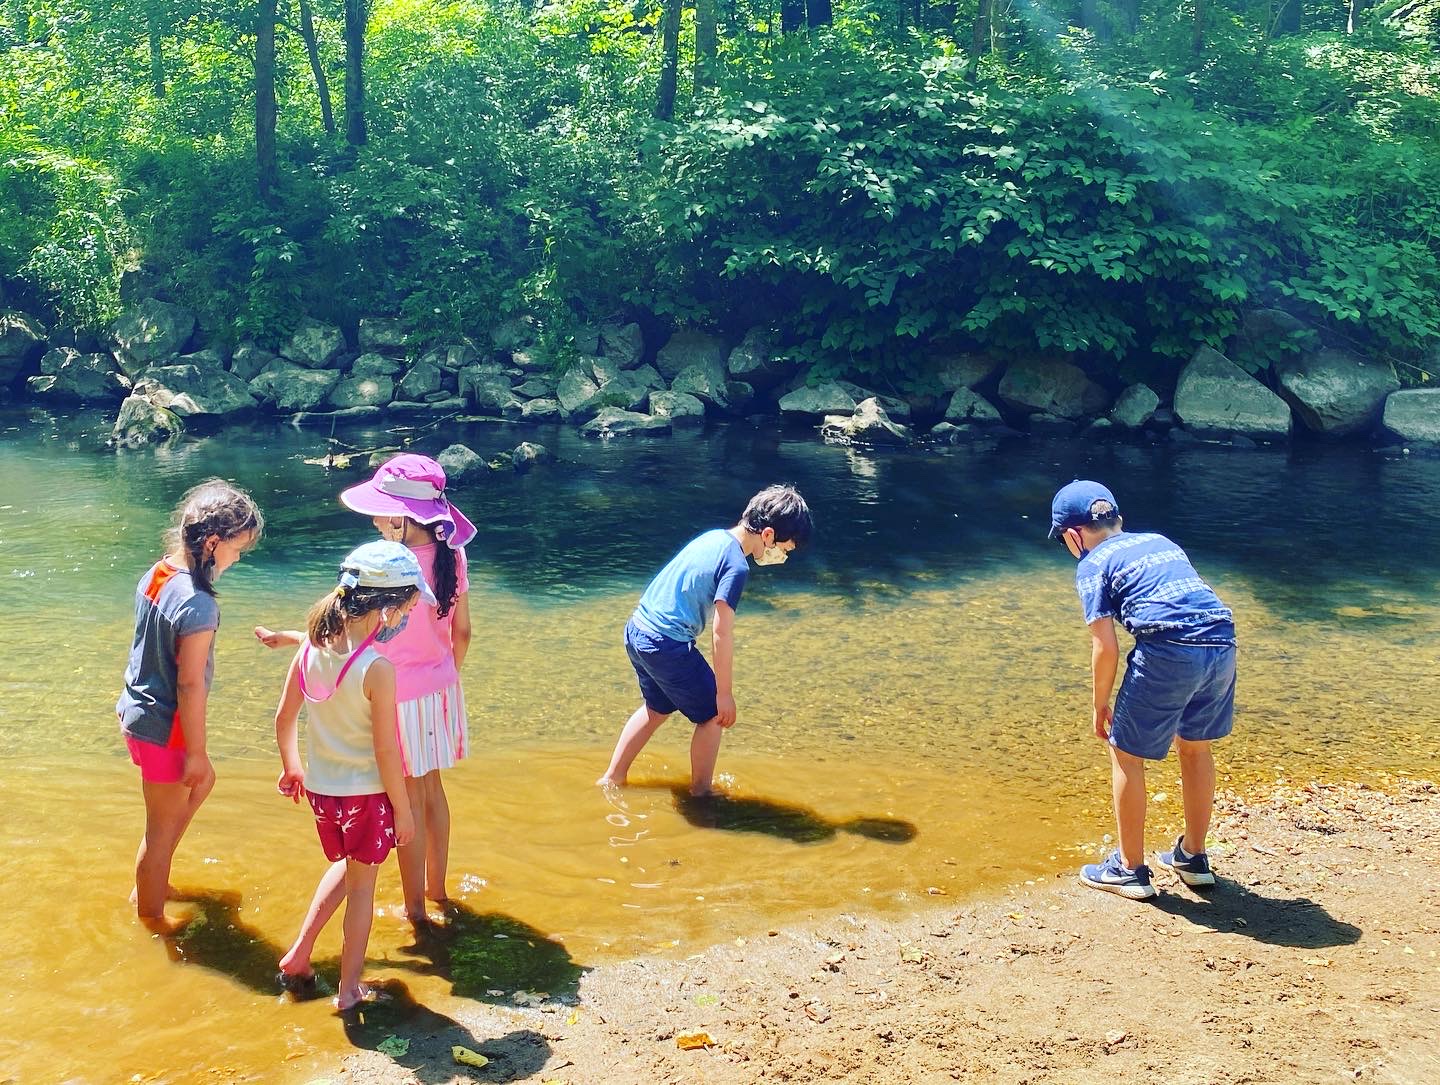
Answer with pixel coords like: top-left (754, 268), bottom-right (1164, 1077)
top-left (648, 389), bottom-right (706, 425)
top-left (512, 441), bottom-right (552, 473)
top-left (821, 398), bottom-right (913, 446)
top-left (436, 443), bottom-right (487, 480)
top-left (580, 407), bottom-right (671, 437)
top-left (110, 392), bottom-right (184, 448)
top-left (1110, 384), bottom-right (1160, 430)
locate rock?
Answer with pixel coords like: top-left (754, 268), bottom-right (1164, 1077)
top-left (436, 443), bottom-right (488, 480)
top-left (0, 308), bottom-right (49, 386)
top-left (655, 328), bottom-right (726, 381)
top-left (288, 405), bottom-right (384, 425)
top-left (390, 396), bottom-right (465, 415)
top-left (328, 374), bottom-right (394, 410)
top-left (142, 364), bottom-right (257, 417)
top-left (514, 376), bottom-right (555, 398)
top-left (723, 380), bottom-right (756, 414)
top-left (779, 382), bottom-right (857, 417)
top-left (491, 316), bottom-right (536, 353)
top-left (520, 397), bottom-right (565, 422)
top-left (463, 371), bottom-right (521, 415)
top-left (670, 363), bottom-right (729, 409)
top-left (250, 364), bottom-right (341, 412)
top-left (397, 359), bottom-right (443, 401)
top-left (836, 382), bottom-right (911, 422)
top-left (357, 317), bottom-right (408, 354)
top-left (821, 398), bottom-right (913, 446)
top-left (556, 367), bottom-right (602, 414)
top-left (510, 348), bottom-right (551, 373)
top-left (110, 393), bottom-right (184, 448)
top-left (944, 388), bottom-right (1003, 425)
top-left (599, 322), bottom-right (645, 368)
top-left (351, 352), bottom-right (404, 378)
top-left (1029, 412), bottom-right (1077, 435)
top-left (1147, 407), bottom-right (1176, 432)
top-left (176, 347), bottom-right (227, 372)
top-left (725, 328), bottom-right (789, 388)
top-left (421, 344), bottom-right (480, 372)
top-left (1173, 346), bottom-right (1292, 440)
top-left (598, 371), bottom-right (653, 412)
top-left (1228, 308), bottom-right (1316, 370)
top-left (118, 266), bottom-right (164, 305)
top-left (1382, 389), bottom-right (1440, 444)
top-left (512, 441), bottom-right (552, 473)
top-left (1110, 384), bottom-right (1160, 429)
top-left (581, 407), bottom-right (672, 437)
top-left (933, 352), bottom-right (1000, 392)
top-left (590, 356), bottom-right (623, 386)
top-left (929, 422), bottom-right (974, 443)
top-left (110, 300), bottom-right (196, 375)
top-left (229, 344), bottom-right (276, 382)
top-left (997, 357), bottom-right (1110, 419)
top-left (28, 348), bottom-right (130, 402)
top-left (631, 363), bottom-right (666, 391)
top-left (48, 326), bottom-right (103, 353)
top-left (281, 317), bottom-right (346, 368)
top-left (1086, 417), bottom-right (1115, 433)
top-left (1274, 348), bottom-right (1399, 436)
top-left (648, 390), bottom-right (706, 425)
top-left (571, 324), bottom-right (601, 356)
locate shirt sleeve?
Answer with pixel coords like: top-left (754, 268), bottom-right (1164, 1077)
top-left (1075, 557), bottom-right (1115, 625)
top-left (174, 592), bottom-right (221, 638)
top-left (714, 546), bottom-right (749, 611)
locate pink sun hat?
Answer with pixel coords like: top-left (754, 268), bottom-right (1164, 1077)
top-left (339, 453), bottom-right (477, 549)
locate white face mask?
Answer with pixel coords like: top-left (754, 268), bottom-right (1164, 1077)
top-left (755, 544), bottom-right (789, 566)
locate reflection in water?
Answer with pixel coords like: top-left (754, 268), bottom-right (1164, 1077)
top-left (670, 785), bottom-right (918, 845)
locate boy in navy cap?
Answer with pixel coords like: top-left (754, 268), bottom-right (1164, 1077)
top-left (1050, 480), bottom-right (1237, 899)
top-left (597, 484), bottom-right (812, 797)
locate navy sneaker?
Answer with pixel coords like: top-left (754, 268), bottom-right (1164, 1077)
top-left (1078, 851), bottom-right (1158, 900)
top-left (1157, 836), bottom-right (1216, 887)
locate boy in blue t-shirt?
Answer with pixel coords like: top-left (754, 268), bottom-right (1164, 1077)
top-left (1050, 480), bottom-right (1237, 900)
top-left (597, 484), bottom-right (813, 796)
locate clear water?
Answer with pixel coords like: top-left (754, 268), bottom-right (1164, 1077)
top-left (2, 408), bottom-right (1437, 1082)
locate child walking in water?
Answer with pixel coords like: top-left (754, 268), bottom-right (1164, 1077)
top-left (117, 479), bottom-right (264, 935)
top-left (272, 541), bottom-right (424, 1010)
top-left (257, 454), bottom-right (475, 928)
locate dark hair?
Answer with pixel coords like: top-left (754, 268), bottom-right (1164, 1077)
top-left (740, 484), bottom-right (813, 549)
top-left (305, 584), bottom-right (419, 648)
top-left (165, 479), bottom-right (264, 596)
top-left (395, 517), bottom-right (459, 618)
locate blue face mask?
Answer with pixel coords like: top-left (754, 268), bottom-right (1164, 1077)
top-left (375, 611), bottom-right (409, 643)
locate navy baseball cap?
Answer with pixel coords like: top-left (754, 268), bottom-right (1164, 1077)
top-left (1048, 480), bottom-right (1120, 538)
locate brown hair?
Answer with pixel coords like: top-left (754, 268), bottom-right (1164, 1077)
top-left (395, 517), bottom-right (460, 619)
top-left (740, 484), bottom-right (813, 548)
top-left (305, 584), bottom-right (419, 648)
top-left (165, 479), bottom-right (264, 596)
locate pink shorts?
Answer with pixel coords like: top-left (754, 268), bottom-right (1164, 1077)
top-left (126, 734), bottom-right (186, 784)
top-left (307, 792), bottom-right (396, 865)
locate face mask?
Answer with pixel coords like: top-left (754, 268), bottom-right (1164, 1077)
top-left (755, 545), bottom-right (789, 567)
top-left (375, 610), bottom-right (409, 643)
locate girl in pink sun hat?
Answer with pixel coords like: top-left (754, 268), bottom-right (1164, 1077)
top-left (257, 453), bottom-right (475, 928)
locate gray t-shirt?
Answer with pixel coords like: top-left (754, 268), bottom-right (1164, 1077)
top-left (117, 559), bottom-right (220, 746)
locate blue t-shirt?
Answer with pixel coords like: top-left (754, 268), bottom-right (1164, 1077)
top-left (1075, 532), bottom-right (1235, 645)
top-left (631, 529), bottom-right (749, 643)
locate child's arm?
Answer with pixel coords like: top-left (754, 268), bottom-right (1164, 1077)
top-left (255, 626), bottom-right (304, 649)
top-left (364, 657), bottom-right (415, 846)
top-left (175, 629), bottom-right (216, 788)
top-left (450, 592), bottom-right (472, 669)
top-left (273, 649), bottom-right (306, 801)
top-left (712, 599), bottom-right (737, 728)
top-left (1088, 617), bottom-right (1120, 740)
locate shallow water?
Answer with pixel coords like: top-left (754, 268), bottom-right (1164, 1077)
top-left (2, 409), bottom-right (1437, 1082)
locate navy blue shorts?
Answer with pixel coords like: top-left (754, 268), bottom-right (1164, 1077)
top-left (1110, 640), bottom-right (1236, 760)
top-left (625, 619), bottom-right (718, 725)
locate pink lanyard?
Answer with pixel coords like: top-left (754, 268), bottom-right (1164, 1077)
top-left (297, 626), bottom-right (380, 703)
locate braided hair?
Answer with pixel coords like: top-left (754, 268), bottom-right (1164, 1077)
top-left (164, 479), bottom-right (264, 595)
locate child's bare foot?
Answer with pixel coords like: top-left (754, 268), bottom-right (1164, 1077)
top-left (139, 912), bottom-right (191, 937)
top-left (596, 774), bottom-right (625, 789)
top-left (334, 983), bottom-right (387, 1012)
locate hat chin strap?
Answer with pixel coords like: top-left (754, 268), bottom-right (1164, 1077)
top-left (378, 477), bottom-right (444, 500)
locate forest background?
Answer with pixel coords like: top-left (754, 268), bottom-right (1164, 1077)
top-left (2, 0), bottom-right (1438, 391)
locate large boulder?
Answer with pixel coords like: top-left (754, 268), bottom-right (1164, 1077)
top-left (110, 393), bottom-right (184, 448)
top-left (580, 407), bottom-right (671, 438)
top-left (1382, 389), bottom-right (1440, 445)
top-left (1173, 347), bottom-right (1292, 439)
top-left (512, 441), bottom-right (553, 474)
top-left (997, 357), bottom-right (1110, 419)
top-left (27, 348), bottom-right (130, 402)
top-left (655, 328), bottom-right (726, 381)
top-left (648, 389), bottom-right (706, 425)
top-left (778, 382), bottom-right (856, 417)
top-left (597, 370), bottom-right (652, 412)
top-left (838, 382), bottom-right (911, 422)
top-left (670, 362), bottom-right (729, 409)
top-left (520, 397), bottom-right (565, 422)
top-left (250, 363), bottom-right (341, 412)
top-left (1109, 384), bottom-right (1160, 429)
top-left (1, 311), bottom-right (49, 386)
top-left (281, 318), bottom-right (346, 368)
top-left (463, 371), bottom-right (521, 415)
top-left (556, 367), bottom-right (602, 414)
top-left (357, 317), bottom-right (408, 354)
top-left (110, 300), bottom-right (195, 375)
top-left (142, 363), bottom-right (257, 417)
top-left (933, 352), bottom-right (1000, 392)
top-left (397, 359), bottom-right (443, 401)
top-left (328, 374), bottom-right (394, 410)
top-left (1274, 348), bottom-right (1399, 437)
top-left (725, 328), bottom-right (790, 389)
top-left (514, 375), bottom-right (555, 398)
top-left (229, 343), bottom-right (277, 382)
top-left (436, 443), bottom-right (487, 481)
top-left (821, 397), bottom-right (914, 446)
top-left (510, 347), bottom-right (552, 373)
top-left (421, 344), bottom-right (480, 372)
top-left (943, 388), bottom-right (1003, 425)
top-left (351, 352), bottom-right (403, 378)
top-left (599, 322), bottom-right (645, 368)
top-left (491, 316), bottom-right (537, 353)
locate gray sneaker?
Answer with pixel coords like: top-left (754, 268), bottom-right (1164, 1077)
top-left (1157, 836), bottom-right (1215, 887)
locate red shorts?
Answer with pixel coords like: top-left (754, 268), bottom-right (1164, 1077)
top-left (307, 792), bottom-right (396, 865)
top-left (126, 734), bottom-right (186, 784)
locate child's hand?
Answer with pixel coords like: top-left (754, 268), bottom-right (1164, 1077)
top-left (182, 751), bottom-right (215, 790)
top-left (277, 767), bottom-right (306, 802)
top-left (1092, 704), bottom-right (1113, 741)
top-left (393, 808), bottom-right (416, 848)
top-left (254, 626), bottom-right (300, 649)
top-left (715, 693), bottom-right (737, 728)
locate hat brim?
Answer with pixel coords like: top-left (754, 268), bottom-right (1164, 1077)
top-left (340, 481), bottom-right (477, 550)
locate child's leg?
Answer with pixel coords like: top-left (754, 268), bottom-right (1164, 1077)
top-left (1175, 737), bottom-right (1216, 855)
top-left (1109, 746), bottom-right (1147, 870)
top-left (688, 719), bottom-right (725, 797)
top-left (424, 772), bottom-right (451, 904)
top-left (597, 704), bottom-right (670, 787)
top-left (395, 775), bottom-right (430, 924)
top-left (134, 780), bottom-right (200, 932)
top-left (337, 859), bottom-right (382, 1010)
top-left (279, 859), bottom-right (347, 979)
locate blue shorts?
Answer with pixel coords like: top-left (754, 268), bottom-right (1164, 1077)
top-left (625, 619), bottom-right (718, 725)
top-left (1110, 639), bottom-right (1236, 760)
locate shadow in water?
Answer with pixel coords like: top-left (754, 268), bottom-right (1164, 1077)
top-left (342, 979), bottom-right (551, 1085)
top-left (668, 785), bottom-right (918, 845)
top-left (389, 900), bottom-right (588, 1003)
top-left (1151, 880), bottom-right (1363, 949)
top-left (164, 888), bottom-right (334, 998)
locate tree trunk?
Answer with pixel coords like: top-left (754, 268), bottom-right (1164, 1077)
top-left (1346, 0), bottom-right (1371, 32)
top-left (694, 0), bottom-right (717, 90)
top-left (971, 0), bottom-right (991, 58)
top-left (1192, 0), bottom-right (1205, 52)
top-left (1271, 0), bottom-right (1300, 35)
top-left (653, 0), bottom-right (680, 120)
top-left (343, 0), bottom-right (366, 146)
top-left (780, 0), bottom-right (804, 32)
top-left (146, 6), bottom-right (167, 96)
top-left (256, 0), bottom-right (279, 203)
top-left (298, 0), bottom-right (335, 133)
top-left (807, 0), bottom-right (833, 26)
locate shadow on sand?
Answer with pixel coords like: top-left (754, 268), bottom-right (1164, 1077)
top-left (1151, 879), bottom-right (1363, 949)
top-left (668, 785), bottom-right (918, 845)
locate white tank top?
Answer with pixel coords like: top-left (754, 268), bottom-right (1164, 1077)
top-left (301, 640), bottom-right (385, 797)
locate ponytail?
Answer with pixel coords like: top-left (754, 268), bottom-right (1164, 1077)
top-left (304, 584), bottom-right (418, 648)
top-left (431, 543), bottom-right (459, 619)
top-left (166, 479), bottom-right (265, 596)
top-left (305, 590), bottom-right (348, 647)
